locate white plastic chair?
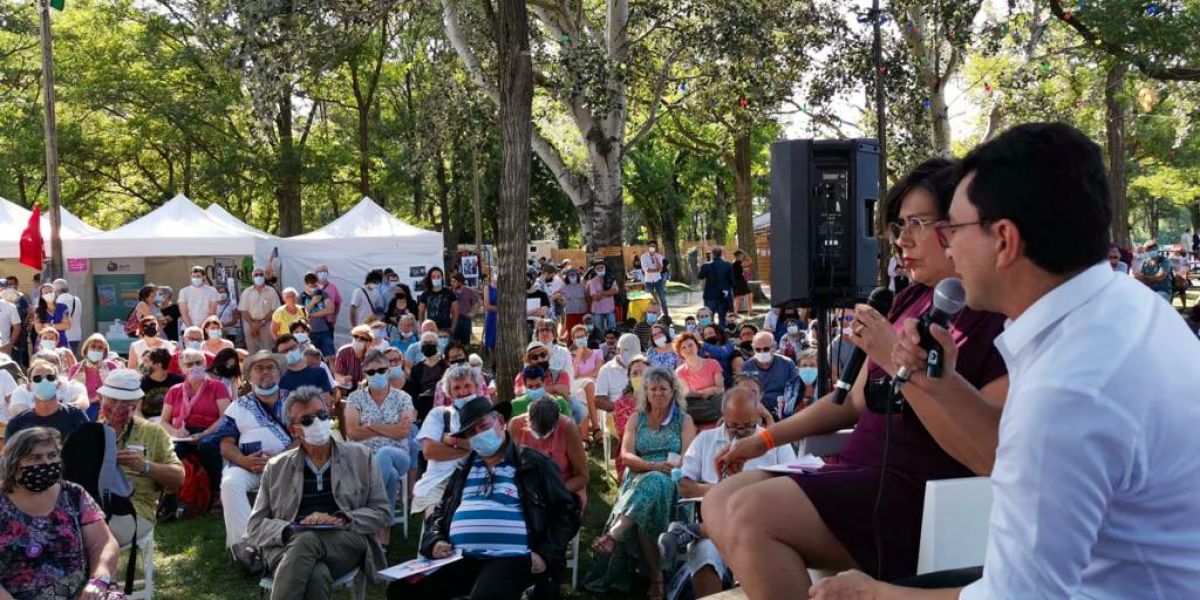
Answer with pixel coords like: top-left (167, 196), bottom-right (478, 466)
top-left (391, 471), bottom-right (410, 538)
top-left (916, 476), bottom-right (992, 575)
top-left (259, 566), bottom-right (366, 600)
top-left (565, 533), bottom-right (581, 590)
top-left (119, 532), bottom-right (156, 600)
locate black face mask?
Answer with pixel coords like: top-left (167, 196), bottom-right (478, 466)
top-left (449, 359), bottom-right (467, 366)
top-left (421, 344), bottom-right (438, 357)
top-left (739, 340), bottom-right (753, 351)
top-left (18, 462), bottom-right (61, 493)
top-left (143, 325), bottom-right (158, 337)
top-left (704, 337), bottom-right (718, 344)
top-left (536, 361), bottom-right (550, 371)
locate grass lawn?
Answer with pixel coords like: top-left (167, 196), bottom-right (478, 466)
top-left (146, 452), bottom-right (644, 599)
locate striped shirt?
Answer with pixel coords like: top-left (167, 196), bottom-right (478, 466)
top-left (448, 456), bottom-right (529, 558)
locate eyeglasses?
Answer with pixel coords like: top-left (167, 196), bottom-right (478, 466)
top-left (725, 421), bottom-right (757, 437)
top-left (353, 336), bottom-right (372, 343)
top-left (295, 409), bottom-right (330, 427)
top-left (887, 216), bottom-right (942, 244)
top-left (31, 374), bottom-right (57, 383)
top-left (752, 346), bottom-right (773, 353)
top-left (529, 353), bottom-right (548, 361)
top-left (363, 368), bottom-right (388, 376)
top-left (181, 361), bottom-right (205, 369)
top-left (933, 220), bottom-right (992, 246)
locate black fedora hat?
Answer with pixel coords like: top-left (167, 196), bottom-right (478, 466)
top-left (451, 396), bottom-right (499, 438)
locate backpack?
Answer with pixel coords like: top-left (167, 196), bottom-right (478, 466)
top-left (176, 454), bottom-right (212, 518)
top-left (123, 306), bottom-right (141, 337)
top-left (61, 422), bottom-right (140, 594)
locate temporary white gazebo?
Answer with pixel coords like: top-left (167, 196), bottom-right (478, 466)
top-left (69, 194), bottom-right (272, 258)
top-left (0, 196), bottom-right (101, 258)
top-left (205, 203), bottom-right (276, 239)
top-left (259, 197), bottom-right (444, 341)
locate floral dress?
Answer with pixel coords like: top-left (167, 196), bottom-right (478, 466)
top-left (646, 347), bottom-right (681, 370)
top-left (0, 482), bottom-right (104, 600)
top-left (585, 409), bottom-right (683, 593)
top-left (345, 387), bottom-right (414, 452)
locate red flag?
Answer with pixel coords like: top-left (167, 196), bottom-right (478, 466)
top-left (19, 204), bottom-right (44, 270)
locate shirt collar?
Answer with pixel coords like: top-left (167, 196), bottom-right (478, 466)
top-left (995, 262), bottom-right (1114, 361)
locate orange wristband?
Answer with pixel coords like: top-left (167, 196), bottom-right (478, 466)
top-left (758, 429), bottom-right (777, 450)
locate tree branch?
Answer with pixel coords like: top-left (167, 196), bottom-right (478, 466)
top-left (1047, 0), bottom-right (1200, 81)
top-left (625, 48), bottom-right (679, 153)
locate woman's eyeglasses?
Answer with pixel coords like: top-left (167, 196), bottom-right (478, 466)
top-left (31, 374), bottom-right (57, 383)
top-left (363, 368), bottom-right (388, 376)
top-left (887, 216), bottom-right (942, 244)
top-left (295, 409), bottom-right (330, 427)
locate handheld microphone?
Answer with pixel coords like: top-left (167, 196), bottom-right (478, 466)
top-left (893, 278), bottom-right (967, 391)
top-left (831, 287), bottom-right (894, 405)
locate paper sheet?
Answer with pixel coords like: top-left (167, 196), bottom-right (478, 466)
top-left (377, 551), bottom-right (464, 581)
top-left (758, 454), bottom-right (826, 475)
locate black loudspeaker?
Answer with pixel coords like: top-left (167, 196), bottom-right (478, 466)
top-left (770, 138), bottom-right (881, 307)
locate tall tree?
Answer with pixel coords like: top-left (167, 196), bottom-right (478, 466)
top-left (494, 0), bottom-right (535, 403)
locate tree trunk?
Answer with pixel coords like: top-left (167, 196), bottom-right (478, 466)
top-left (495, 0), bottom-right (534, 404)
top-left (589, 153), bottom-right (627, 284)
top-left (731, 133), bottom-right (756, 279)
top-left (1105, 61), bottom-right (1130, 248)
top-left (274, 94), bottom-right (303, 236)
top-left (436, 152), bottom-right (456, 256)
top-left (1189, 201), bottom-right (1200, 231)
top-left (712, 176), bottom-right (729, 244)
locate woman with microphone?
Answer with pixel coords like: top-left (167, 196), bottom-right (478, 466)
top-left (700, 159), bottom-right (1010, 598)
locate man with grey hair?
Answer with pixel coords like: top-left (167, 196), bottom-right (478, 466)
top-left (247, 385), bottom-right (390, 600)
top-left (657, 386), bottom-right (797, 596)
top-left (411, 364), bottom-right (478, 515)
top-left (51, 278), bottom-right (82, 354)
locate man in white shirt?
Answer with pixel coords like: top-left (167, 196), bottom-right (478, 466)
top-left (0, 294), bottom-right (20, 356)
top-left (412, 365), bottom-right (479, 515)
top-left (593, 333), bottom-right (642, 412)
top-left (178, 265), bottom-right (220, 329)
top-left (659, 387), bottom-right (796, 597)
top-left (812, 123), bottom-right (1200, 599)
top-left (51, 279), bottom-right (83, 354)
top-left (641, 242), bottom-right (670, 318)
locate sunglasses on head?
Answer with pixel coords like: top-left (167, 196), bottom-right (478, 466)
top-left (295, 409), bottom-right (330, 427)
top-left (31, 374), bottom-right (57, 383)
top-left (363, 368), bottom-right (388, 376)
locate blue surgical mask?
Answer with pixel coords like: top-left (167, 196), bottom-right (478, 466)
top-left (525, 387), bottom-right (546, 400)
top-left (469, 426), bottom-right (504, 457)
top-left (699, 317), bottom-right (711, 326)
top-left (32, 379), bottom-right (57, 401)
top-left (367, 373), bottom-right (389, 390)
top-left (453, 396), bottom-right (472, 410)
top-left (254, 383), bottom-right (279, 396)
top-left (389, 366), bottom-right (405, 380)
top-left (154, 293), bottom-right (165, 304)
top-left (285, 349), bottom-right (302, 365)
top-left (293, 333), bottom-right (310, 345)
top-left (799, 367), bottom-right (818, 386)
top-left (646, 313), bottom-right (659, 324)
top-left (253, 276), bottom-right (266, 286)
top-left (438, 338), bottom-right (449, 351)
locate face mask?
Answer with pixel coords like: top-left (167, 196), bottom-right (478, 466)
top-left (536, 361), bottom-right (550, 372)
top-left (317, 272), bottom-right (329, 282)
top-left (739, 341), bottom-right (754, 352)
top-left (191, 277), bottom-right (204, 287)
top-left (32, 378), bottom-right (57, 400)
top-left (42, 293), bottom-right (55, 304)
top-left (646, 313), bottom-right (659, 324)
top-left (787, 325), bottom-right (800, 335)
top-left (704, 336), bottom-right (718, 344)
top-left (86, 349), bottom-right (105, 363)
top-left (367, 373), bottom-right (390, 390)
top-left (431, 277), bottom-right (443, 289)
top-left (699, 317), bottom-right (712, 326)
top-left (294, 333), bottom-right (310, 344)
top-left (654, 336), bottom-right (668, 348)
top-left (253, 276), bottom-right (266, 286)
top-left (754, 352), bottom-right (774, 364)
top-left (366, 282), bottom-right (378, 291)
top-left (219, 293), bottom-right (229, 301)
top-left (154, 293), bottom-right (165, 304)
top-left (188, 366), bottom-right (208, 381)
top-left (389, 366), bottom-right (405, 380)
top-left (686, 324), bottom-right (696, 333)
top-left (529, 424), bottom-right (555, 440)
top-left (285, 349), bottom-right (302, 365)
top-left (649, 247), bottom-right (657, 254)
top-left (573, 337), bottom-right (588, 349)
top-left (453, 396), bottom-right (472, 410)
top-left (301, 417), bottom-right (332, 445)
top-left (185, 340), bottom-right (203, 351)
top-left (586, 324), bottom-right (594, 332)
top-left (143, 325), bottom-right (158, 337)
top-left (352, 340), bottom-right (365, 353)
top-left (39, 340), bottom-right (57, 352)
top-left (567, 277), bottom-right (577, 284)
top-left (372, 328), bottom-right (386, 340)
top-left (207, 328), bottom-right (222, 340)
top-left (18, 462), bottom-right (62, 493)
top-left (630, 377), bottom-right (644, 394)
top-left (254, 382), bottom-right (279, 396)
top-left (595, 269), bottom-right (606, 277)
top-left (526, 387), bottom-right (546, 400)
top-left (799, 367), bottom-right (819, 386)
top-left (438, 338), bottom-right (449, 352)
top-left (421, 344), bottom-right (438, 357)
top-left (469, 425), bottom-right (504, 457)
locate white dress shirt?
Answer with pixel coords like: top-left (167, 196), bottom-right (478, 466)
top-left (961, 263), bottom-right (1200, 600)
top-left (681, 424), bottom-right (796, 485)
top-left (641, 252), bottom-right (664, 283)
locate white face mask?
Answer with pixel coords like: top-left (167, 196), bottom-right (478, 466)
top-left (42, 293), bottom-right (55, 304)
top-left (654, 336), bottom-right (668, 348)
top-left (300, 417), bottom-right (332, 446)
top-left (754, 351), bottom-right (774, 364)
top-left (39, 340), bottom-right (57, 352)
top-left (573, 337), bottom-right (588, 349)
top-left (191, 277), bottom-right (204, 287)
top-left (207, 328), bottom-right (222, 340)
top-left (317, 272), bottom-right (329, 282)
top-left (86, 349), bottom-right (104, 363)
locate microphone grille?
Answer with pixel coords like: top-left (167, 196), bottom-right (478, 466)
top-left (932, 278), bottom-right (967, 316)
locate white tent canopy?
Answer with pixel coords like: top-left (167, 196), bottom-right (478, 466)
top-left (69, 194), bottom-right (272, 258)
top-left (0, 196), bottom-right (101, 258)
top-left (259, 197), bottom-right (444, 341)
top-left (205, 204), bottom-right (275, 239)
